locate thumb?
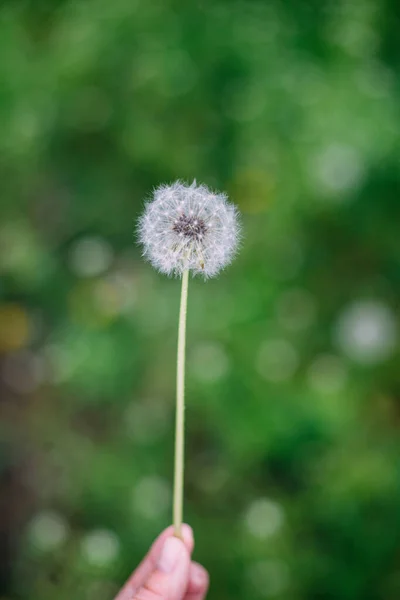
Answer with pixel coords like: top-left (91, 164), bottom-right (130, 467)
top-left (133, 536), bottom-right (191, 600)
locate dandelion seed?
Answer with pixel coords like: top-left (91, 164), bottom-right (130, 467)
top-left (138, 180), bottom-right (240, 278)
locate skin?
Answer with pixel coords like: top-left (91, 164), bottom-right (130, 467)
top-left (114, 525), bottom-right (209, 600)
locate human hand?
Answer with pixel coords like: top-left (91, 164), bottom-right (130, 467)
top-left (114, 525), bottom-right (209, 600)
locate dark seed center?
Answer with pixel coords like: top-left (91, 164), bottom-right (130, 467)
top-left (172, 213), bottom-right (207, 241)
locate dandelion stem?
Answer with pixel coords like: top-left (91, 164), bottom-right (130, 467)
top-left (173, 268), bottom-right (189, 538)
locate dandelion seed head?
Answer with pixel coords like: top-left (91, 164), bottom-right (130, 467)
top-left (138, 181), bottom-right (240, 278)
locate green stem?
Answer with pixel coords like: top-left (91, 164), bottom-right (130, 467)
top-left (173, 269), bottom-right (189, 538)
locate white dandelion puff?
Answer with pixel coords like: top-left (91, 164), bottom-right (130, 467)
top-left (138, 180), bottom-right (240, 278)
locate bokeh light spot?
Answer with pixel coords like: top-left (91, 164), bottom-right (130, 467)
top-left (244, 498), bottom-right (285, 539)
top-left (28, 511), bottom-right (69, 552)
top-left (256, 339), bottom-right (299, 382)
top-left (246, 559), bottom-right (290, 597)
top-left (334, 300), bottom-right (397, 364)
top-left (132, 476), bottom-right (171, 519)
top-left (190, 342), bottom-right (230, 383)
top-left (68, 237), bottom-right (113, 278)
top-left (81, 529), bottom-right (120, 567)
top-left (311, 143), bottom-right (366, 198)
top-left (0, 304), bottom-right (30, 352)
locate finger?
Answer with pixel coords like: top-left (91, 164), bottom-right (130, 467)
top-left (133, 525), bottom-right (194, 588)
top-left (184, 562), bottom-right (209, 600)
top-left (133, 536), bottom-right (191, 600)
top-left (114, 525), bottom-right (194, 600)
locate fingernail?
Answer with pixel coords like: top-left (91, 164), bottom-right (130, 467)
top-left (181, 524), bottom-right (194, 547)
top-left (157, 537), bottom-right (182, 573)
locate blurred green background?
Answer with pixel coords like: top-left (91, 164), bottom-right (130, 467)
top-left (0, 0), bottom-right (399, 599)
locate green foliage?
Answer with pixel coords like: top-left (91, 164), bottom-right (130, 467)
top-left (0, 1), bottom-right (399, 599)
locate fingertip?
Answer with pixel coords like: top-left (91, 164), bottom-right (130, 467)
top-left (115, 527), bottom-right (194, 600)
top-left (187, 562), bottom-right (209, 595)
top-left (180, 524), bottom-right (194, 553)
top-left (157, 536), bottom-right (187, 573)
top-left (134, 537), bottom-right (191, 600)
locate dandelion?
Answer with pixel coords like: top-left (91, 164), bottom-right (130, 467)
top-left (138, 180), bottom-right (240, 537)
top-left (138, 180), bottom-right (239, 278)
